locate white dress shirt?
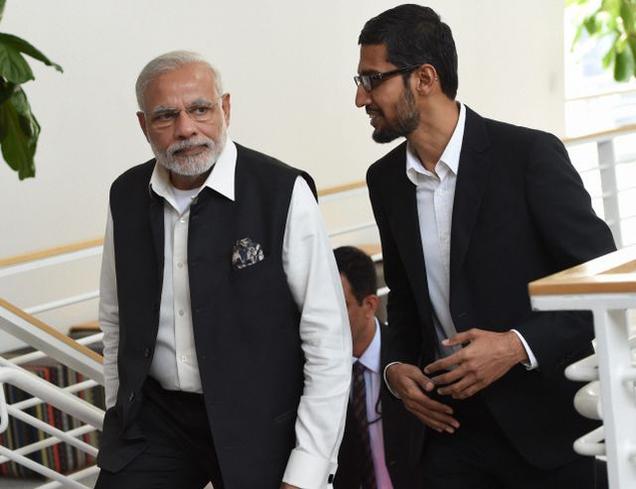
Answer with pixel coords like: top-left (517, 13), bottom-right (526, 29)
top-left (404, 102), bottom-right (537, 366)
top-left (99, 139), bottom-right (352, 488)
top-left (354, 319), bottom-right (393, 489)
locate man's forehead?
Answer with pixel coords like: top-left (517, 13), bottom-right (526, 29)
top-left (357, 43), bottom-right (394, 73)
top-left (144, 65), bottom-right (218, 109)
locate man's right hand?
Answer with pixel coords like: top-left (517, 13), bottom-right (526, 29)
top-left (386, 362), bottom-right (460, 433)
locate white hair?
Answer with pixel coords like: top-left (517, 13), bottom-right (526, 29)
top-left (135, 50), bottom-right (223, 111)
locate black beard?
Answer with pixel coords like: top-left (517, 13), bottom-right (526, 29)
top-left (372, 87), bottom-right (419, 143)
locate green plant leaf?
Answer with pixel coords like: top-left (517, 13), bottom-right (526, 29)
top-left (571, 23), bottom-right (585, 50)
top-left (0, 33), bottom-right (62, 72)
top-left (603, 0), bottom-right (622, 17)
top-left (0, 43), bottom-right (33, 84)
top-left (0, 86), bottom-right (39, 179)
top-left (584, 14), bottom-right (601, 34)
top-left (614, 43), bottom-right (636, 80)
top-left (628, 34), bottom-right (636, 74)
top-left (621, 0), bottom-right (636, 33)
top-left (603, 42), bottom-right (617, 67)
top-left (0, 77), bottom-right (14, 105)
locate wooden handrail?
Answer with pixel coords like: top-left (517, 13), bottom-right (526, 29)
top-left (566, 86), bottom-right (636, 103)
top-left (0, 297), bottom-right (103, 364)
top-left (529, 247), bottom-right (636, 296)
top-left (318, 180), bottom-right (366, 198)
top-left (562, 123), bottom-right (636, 146)
top-left (358, 243), bottom-right (382, 258)
top-left (0, 238), bottom-right (103, 268)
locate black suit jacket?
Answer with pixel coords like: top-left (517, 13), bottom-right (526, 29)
top-left (335, 323), bottom-right (423, 489)
top-left (366, 107), bottom-right (616, 470)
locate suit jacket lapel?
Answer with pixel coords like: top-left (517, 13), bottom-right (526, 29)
top-left (449, 107), bottom-right (492, 285)
top-left (385, 146), bottom-right (431, 306)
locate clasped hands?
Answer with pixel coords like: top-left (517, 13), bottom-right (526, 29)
top-left (386, 328), bottom-right (528, 434)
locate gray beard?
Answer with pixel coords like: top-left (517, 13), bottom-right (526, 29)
top-left (151, 131), bottom-right (227, 176)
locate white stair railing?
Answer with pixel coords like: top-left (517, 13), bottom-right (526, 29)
top-left (0, 253), bottom-right (105, 487)
top-left (529, 247), bottom-right (636, 489)
top-left (0, 359), bottom-right (104, 488)
top-left (0, 298), bottom-right (103, 385)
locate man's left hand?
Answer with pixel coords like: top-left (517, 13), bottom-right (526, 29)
top-left (424, 328), bottom-right (528, 400)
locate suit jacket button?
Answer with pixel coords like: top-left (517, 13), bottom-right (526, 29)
top-left (128, 392), bottom-right (135, 403)
top-left (144, 347), bottom-right (151, 358)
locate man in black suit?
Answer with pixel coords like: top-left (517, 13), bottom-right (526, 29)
top-left (354, 5), bottom-right (616, 489)
top-left (333, 246), bottom-right (422, 489)
top-left (96, 51), bottom-right (351, 489)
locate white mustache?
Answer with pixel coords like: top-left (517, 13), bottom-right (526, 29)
top-left (167, 137), bottom-right (214, 158)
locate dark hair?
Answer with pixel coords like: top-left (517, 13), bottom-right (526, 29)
top-left (334, 246), bottom-right (378, 305)
top-left (358, 4), bottom-right (458, 99)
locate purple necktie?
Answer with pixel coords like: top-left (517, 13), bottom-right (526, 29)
top-left (352, 361), bottom-right (377, 489)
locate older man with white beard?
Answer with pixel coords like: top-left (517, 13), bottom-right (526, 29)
top-left (96, 51), bottom-right (351, 489)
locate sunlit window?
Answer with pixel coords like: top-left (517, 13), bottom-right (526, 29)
top-left (564, 3), bottom-right (636, 136)
top-left (564, 3), bottom-right (636, 250)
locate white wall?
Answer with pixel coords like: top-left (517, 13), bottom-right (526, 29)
top-left (0, 0), bottom-right (564, 258)
top-left (0, 1), bottom-right (564, 350)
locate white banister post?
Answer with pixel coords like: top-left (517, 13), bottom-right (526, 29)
top-left (597, 139), bottom-right (623, 247)
top-left (593, 307), bottom-right (636, 488)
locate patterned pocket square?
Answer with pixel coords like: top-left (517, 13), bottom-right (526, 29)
top-left (232, 237), bottom-right (265, 269)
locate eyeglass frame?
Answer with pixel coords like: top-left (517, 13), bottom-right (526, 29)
top-left (143, 94), bottom-right (227, 130)
top-left (353, 64), bottom-right (422, 92)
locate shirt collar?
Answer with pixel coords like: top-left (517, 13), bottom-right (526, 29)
top-left (354, 318), bottom-right (381, 374)
top-left (405, 102), bottom-right (466, 185)
top-left (149, 138), bottom-right (237, 203)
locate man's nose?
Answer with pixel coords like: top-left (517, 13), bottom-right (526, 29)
top-left (355, 85), bottom-right (371, 108)
top-left (173, 110), bottom-right (197, 139)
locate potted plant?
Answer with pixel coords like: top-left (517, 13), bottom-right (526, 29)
top-left (0, 0), bottom-right (62, 180)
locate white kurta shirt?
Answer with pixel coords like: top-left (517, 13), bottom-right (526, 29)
top-left (99, 139), bottom-right (352, 488)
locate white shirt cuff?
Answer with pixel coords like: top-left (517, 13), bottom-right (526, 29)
top-left (511, 329), bottom-right (539, 370)
top-left (282, 448), bottom-right (337, 489)
top-left (383, 361), bottom-right (403, 399)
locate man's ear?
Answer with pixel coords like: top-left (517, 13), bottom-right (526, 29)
top-left (137, 111), bottom-right (149, 141)
top-left (363, 294), bottom-right (380, 318)
top-left (413, 64), bottom-right (439, 95)
top-left (221, 93), bottom-right (231, 126)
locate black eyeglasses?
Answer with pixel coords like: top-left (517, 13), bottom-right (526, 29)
top-left (354, 65), bottom-right (421, 91)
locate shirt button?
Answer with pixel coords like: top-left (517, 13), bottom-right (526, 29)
top-left (180, 355), bottom-right (187, 362)
top-left (177, 262), bottom-right (183, 268)
top-left (179, 218), bottom-right (186, 223)
top-left (178, 309), bottom-right (185, 317)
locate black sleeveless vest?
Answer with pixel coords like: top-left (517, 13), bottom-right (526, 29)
top-left (104, 143), bottom-right (317, 488)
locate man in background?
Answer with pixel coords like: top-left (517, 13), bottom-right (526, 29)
top-left (97, 50), bottom-right (351, 489)
top-left (355, 4), bottom-right (616, 488)
top-left (334, 246), bottom-right (422, 489)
